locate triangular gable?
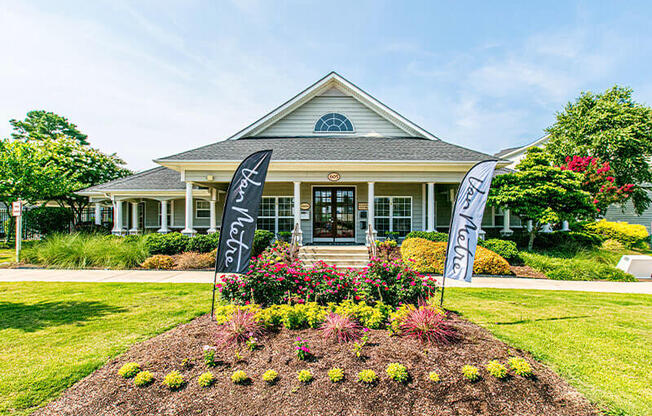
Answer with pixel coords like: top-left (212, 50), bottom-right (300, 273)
top-left (228, 72), bottom-right (439, 140)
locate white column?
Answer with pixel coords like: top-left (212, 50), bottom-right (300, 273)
top-left (367, 182), bottom-right (375, 231)
top-left (158, 200), bottom-right (169, 233)
top-left (112, 200), bottom-right (123, 235)
top-left (542, 223), bottom-right (553, 233)
top-left (501, 209), bottom-right (513, 236)
top-left (182, 182), bottom-right (195, 236)
top-left (561, 220), bottom-right (570, 232)
top-left (293, 181), bottom-right (302, 245)
top-left (427, 182), bottom-right (435, 232)
top-left (208, 189), bottom-right (217, 234)
top-left (94, 203), bottom-right (102, 225)
top-left (129, 202), bottom-right (140, 234)
top-left (527, 220), bottom-right (533, 232)
top-left (421, 184), bottom-right (426, 231)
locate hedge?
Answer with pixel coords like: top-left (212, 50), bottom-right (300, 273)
top-left (400, 237), bottom-right (511, 275)
top-left (143, 229), bottom-right (275, 257)
top-left (23, 206), bottom-right (73, 235)
top-left (404, 232), bottom-right (521, 264)
top-left (521, 252), bottom-right (635, 282)
top-left (584, 219), bottom-right (649, 249)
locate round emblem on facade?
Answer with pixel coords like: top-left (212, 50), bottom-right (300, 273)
top-left (327, 172), bottom-right (341, 182)
top-left (300, 202), bottom-right (310, 210)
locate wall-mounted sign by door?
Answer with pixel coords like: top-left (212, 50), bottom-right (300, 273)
top-left (327, 172), bottom-right (341, 182)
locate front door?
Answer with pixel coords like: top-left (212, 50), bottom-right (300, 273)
top-left (313, 187), bottom-right (355, 242)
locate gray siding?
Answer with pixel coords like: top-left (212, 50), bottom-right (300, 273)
top-left (257, 96), bottom-right (408, 137)
top-left (605, 190), bottom-right (652, 233)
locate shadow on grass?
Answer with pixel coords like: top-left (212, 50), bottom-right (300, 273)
top-left (494, 315), bottom-right (590, 325)
top-left (0, 301), bottom-right (126, 332)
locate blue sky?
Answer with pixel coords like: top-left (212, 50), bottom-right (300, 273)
top-left (1, 0), bottom-right (651, 170)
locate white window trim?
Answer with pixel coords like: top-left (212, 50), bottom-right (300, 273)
top-left (313, 112), bottom-right (356, 134)
top-left (258, 196), bottom-right (295, 234)
top-left (374, 196), bottom-right (413, 235)
top-left (195, 200), bottom-right (210, 220)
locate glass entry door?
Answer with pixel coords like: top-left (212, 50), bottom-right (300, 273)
top-left (313, 187), bottom-right (355, 242)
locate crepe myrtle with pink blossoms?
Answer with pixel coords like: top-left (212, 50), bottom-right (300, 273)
top-left (216, 247), bottom-right (437, 307)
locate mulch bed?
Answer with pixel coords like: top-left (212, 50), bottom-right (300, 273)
top-left (35, 314), bottom-right (598, 416)
top-left (511, 265), bottom-right (548, 279)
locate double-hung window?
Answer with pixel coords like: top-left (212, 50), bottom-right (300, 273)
top-left (195, 200), bottom-right (210, 219)
top-left (374, 196), bottom-right (412, 237)
top-left (257, 197), bottom-right (294, 234)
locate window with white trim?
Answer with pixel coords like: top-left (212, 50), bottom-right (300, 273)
top-left (374, 196), bottom-right (412, 237)
top-left (195, 200), bottom-right (210, 219)
top-left (257, 197), bottom-right (294, 234)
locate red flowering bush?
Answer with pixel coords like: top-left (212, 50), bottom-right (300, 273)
top-left (356, 258), bottom-right (437, 306)
top-left (559, 156), bottom-right (634, 214)
top-left (218, 247), bottom-right (437, 306)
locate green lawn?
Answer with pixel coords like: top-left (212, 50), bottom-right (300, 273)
top-left (0, 282), bottom-right (211, 415)
top-left (0, 283), bottom-right (650, 416)
top-left (445, 289), bottom-right (652, 416)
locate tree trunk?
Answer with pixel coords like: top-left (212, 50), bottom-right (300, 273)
top-left (527, 228), bottom-right (536, 251)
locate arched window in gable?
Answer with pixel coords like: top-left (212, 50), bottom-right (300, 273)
top-left (314, 113), bottom-right (354, 133)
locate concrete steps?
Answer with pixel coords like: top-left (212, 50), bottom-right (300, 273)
top-left (298, 245), bottom-right (370, 269)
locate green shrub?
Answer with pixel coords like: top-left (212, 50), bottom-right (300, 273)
top-left (118, 362), bottom-right (140, 378)
top-left (428, 371), bottom-right (440, 382)
top-left (386, 363), bottom-right (408, 382)
top-left (253, 229), bottom-right (275, 257)
top-left (197, 372), bottom-right (214, 387)
top-left (521, 252), bottom-right (635, 282)
top-left (186, 233), bottom-right (220, 253)
top-left (143, 232), bottom-right (190, 255)
top-left (163, 370), bottom-right (185, 390)
top-left (400, 238), bottom-right (511, 275)
top-left (262, 369), bottom-right (278, 384)
top-left (405, 231), bottom-right (448, 242)
top-left (23, 233), bottom-right (149, 269)
top-left (134, 371), bottom-right (154, 387)
top-left (357, 369), bottom-right (377, 384)
top-left (297, 369), bottom-right (313, 383)
top-left (508, 357), bottom-right (533, 377)
top-left (585, 219), bottom-right (649, 248)
top-left (24, 206), bottom-right (72, 235)
top-left (204, 347), bottom-right (217, 367)
top-left (141, 254), bottom-right (175, 270)
top-left (485, 360), bottom-right (508, 379)
top-left (462, 365), bottom-right (480, 382)
top-left (601, 239), bottom-right (625, 251)
top-left (478, 239), bottom-right (520, 263)
top-left (231, 370), bottom-right (248, 384)
top-left (328, 367), bottom-right (344, 382)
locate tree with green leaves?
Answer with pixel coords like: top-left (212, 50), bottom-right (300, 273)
top-left (545, 86), bottom-right (652, 214)
top-left (489, 148), bottom-right (596, 250)
top-left (1, 111), bottom-right (131, 229)
top-left (10, 110), bottom-right (89, 145)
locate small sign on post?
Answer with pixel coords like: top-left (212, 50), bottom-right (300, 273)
top-left (12, 201), bottom-right (23, 263)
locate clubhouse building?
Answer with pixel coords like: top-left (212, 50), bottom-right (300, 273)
top-left (80, 72), bottom-right (516, 244)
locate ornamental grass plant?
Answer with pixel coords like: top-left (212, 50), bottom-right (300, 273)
top-left (320, 312), bottom-right (362, 343)
top-left (24, 233), bottom-right (149, 269)
top-left (216, 309), bottom-right (264, 346)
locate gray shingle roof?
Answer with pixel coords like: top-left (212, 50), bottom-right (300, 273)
top-left (157, 136), bottom-right (496, 162)
top-left (82, 166), bottom-right (184, 192)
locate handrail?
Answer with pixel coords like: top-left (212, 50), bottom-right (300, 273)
top-left (365, 224), bottom-right (377, 259)
top-left (290, 222), bottom-right (302, 260)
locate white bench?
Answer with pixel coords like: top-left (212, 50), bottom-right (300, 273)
top-left (616, 255), bottom-right (652, 279)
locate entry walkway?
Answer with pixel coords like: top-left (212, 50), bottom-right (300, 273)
top-left (0, 268), bottom-right (651, 294)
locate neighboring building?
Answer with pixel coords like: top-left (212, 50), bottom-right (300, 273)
top-left (496, 136), bottom-right (652, 232)
top-left (79, 72), bottom-right (515, 243)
